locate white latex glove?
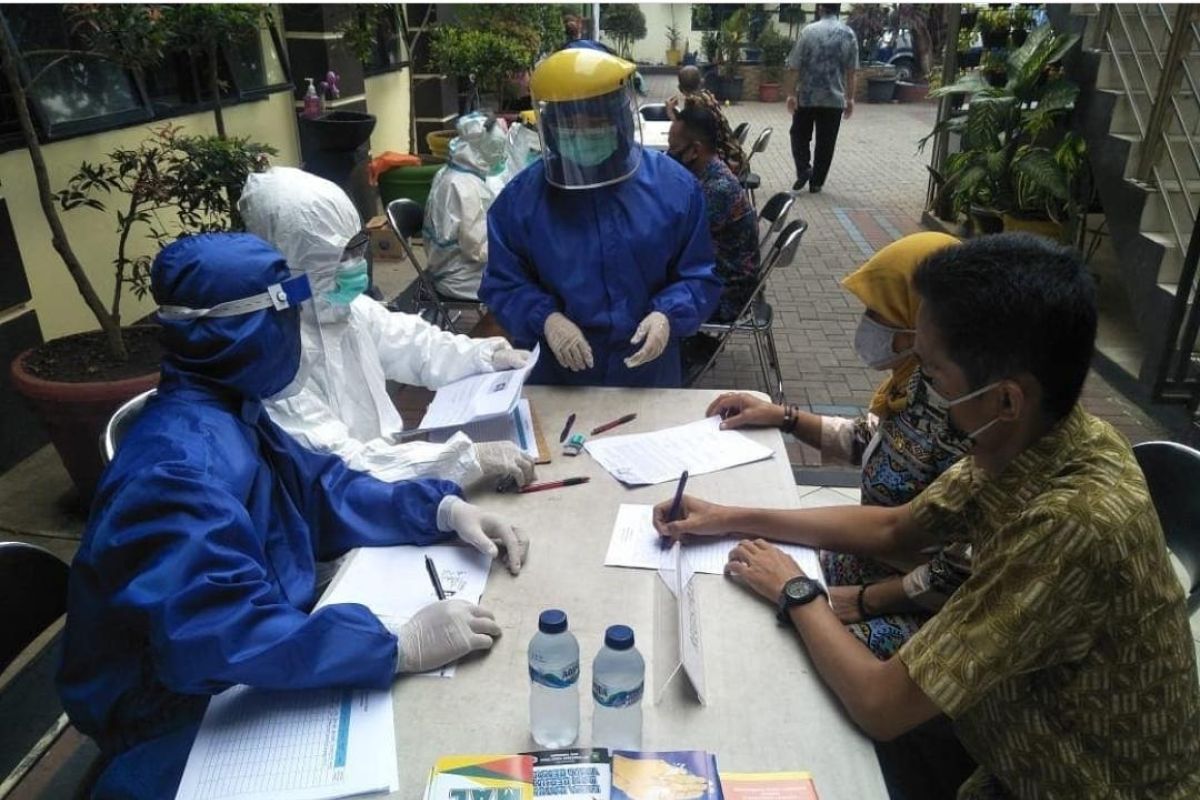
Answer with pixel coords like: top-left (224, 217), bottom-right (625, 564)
top-left (437, 496), bottom-right (529, 574)
top-left (389, 599), bottom-right (501, 674)
top-left (474, 441), bottom-right (536, 486)
top-left (625, 311), bottom-right (670, 368)
top-left (544, 312), bottom-right (593, 372)
top-left (491, 346), bottom-right (532, 370)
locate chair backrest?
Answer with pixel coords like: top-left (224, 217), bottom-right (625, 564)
top-left (724, 219), bottom-right (808, 326)
top-left (757, 192), bottom-right (795, 249)
top-left (743, 127), bottom-right (772, 173)
top-left (101, 388), bottom-right (156, 465)
top-left (639, 103), bottom-right (670, 122)
top-left (0, 542), bottom-right (69, 672)
top-left (1133, 440), bottom-right (1200, 605)
top-left (733, 121), bottom-right (750, 145)
top-left (386, 197), bottom-right (424, 241)
top-left (386, 198), bottom-right (453, 326)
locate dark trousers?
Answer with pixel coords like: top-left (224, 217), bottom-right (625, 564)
top-left (789, 105), bottom-right (844, 187)
top-left (873, 715), bottom-right (978, 800)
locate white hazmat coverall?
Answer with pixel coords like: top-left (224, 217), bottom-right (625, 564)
top-left (241, 166), bottom-right (531, 486)
top-left (423, 113), bottom-right (509, 301)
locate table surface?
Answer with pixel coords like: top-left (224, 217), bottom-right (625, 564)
top-left (381, 386), bottom-right (887, 799)
top-left (637, 120), bottom-right (672, 150)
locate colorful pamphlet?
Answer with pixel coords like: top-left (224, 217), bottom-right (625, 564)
top-left (610, 750), bottom-right (721, 800)
top-left (424, 754), bottom-right (535, 800)
top-left (719, 771), bottom-right (820, 799)
top-left (524, 748), bottom-right (612, 799)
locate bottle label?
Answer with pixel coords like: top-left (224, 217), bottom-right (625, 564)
top-left (593, 680), bottom-right (644, 708)
top-left (529, 661), bottom-right (579, 689)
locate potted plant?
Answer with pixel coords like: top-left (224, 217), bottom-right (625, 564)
top-left (701, 30), bottom-right (721, 91)
top-left (666, 25), bottom-right (682, 66)
top-left (922, 25), bottom-right (1085, 240)
top-left (1010, 7), bottom-right (1034, 47)
top-left (716, 9), bottom-right (747, 103)
top-left (431, 26), bottom-right (535, 115)
top-left (757, 28), bottom-right (792, 103)
top-left (599, 4), bottom-right (647, 61)
top-left (976, 8), bottom-right (1011, 50)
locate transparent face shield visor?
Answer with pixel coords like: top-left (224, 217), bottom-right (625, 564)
top-left (534, 83), bottom-right (642, 190)
top-left (156, 273), bottom-right (321, 400)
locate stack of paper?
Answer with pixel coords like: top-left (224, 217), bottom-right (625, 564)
top-left (428, 398), bottom-right (540, 460)
top-left (584, 417), bottom-right (773, 485)
top-left (418, 345), bottom-right (540, 431)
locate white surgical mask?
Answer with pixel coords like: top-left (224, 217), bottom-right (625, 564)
top-left (854, 314), bottom-right (914, 370)
top-left (924, 374), bottom-right (1003, 441)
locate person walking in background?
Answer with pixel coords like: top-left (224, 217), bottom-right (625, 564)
top-left (786, 3), bottom-right (858, 193)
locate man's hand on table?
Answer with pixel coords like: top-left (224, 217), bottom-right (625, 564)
top-left (438, 496), bottom-right (529, 575)
top-left (391, 599), bottom-right (501, 674)
top-left (725, 538), bottom-right (807, 603)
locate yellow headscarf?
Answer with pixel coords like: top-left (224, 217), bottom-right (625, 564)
top-left (841, 232), bottom-right (960, 418)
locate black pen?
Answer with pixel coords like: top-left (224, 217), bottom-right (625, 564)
top-left (425, 554), bottom-right (446, 600)
top-left (661, 470), bottom-right (689, 548)
top-left (559, 412), bottom-right (577, 443)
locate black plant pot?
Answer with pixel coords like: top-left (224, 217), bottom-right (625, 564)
top-left (970, 205), bottom-right (1005, 236)
top-left (716, 75), bottom-right (744, 103)
top-left (1011, 29), bottom-right (1029, 47)
top-left (981, 31), bottom-right (1010, 49)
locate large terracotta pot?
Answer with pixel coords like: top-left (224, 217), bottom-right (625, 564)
top-left (758, 82), bottom-right (781, 102)
top-left (11, 349), bottom-right (158, 505)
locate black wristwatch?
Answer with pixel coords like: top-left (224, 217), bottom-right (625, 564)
top-left (776, 576), bottom-right (827, 624)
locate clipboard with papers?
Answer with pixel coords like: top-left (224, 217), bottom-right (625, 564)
top-left (416, 344), bottom-right (540, 431)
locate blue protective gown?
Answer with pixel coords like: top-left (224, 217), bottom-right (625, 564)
top-left (57, 234), bottom-right (461, 799)
top-left (480, 147), bottom-right (721, 387)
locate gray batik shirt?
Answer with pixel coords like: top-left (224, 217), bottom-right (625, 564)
top-left (786, 16), bottom-right (859, 109)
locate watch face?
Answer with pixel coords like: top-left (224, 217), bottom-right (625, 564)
top-left (784, 577), bottom-right (818, 603)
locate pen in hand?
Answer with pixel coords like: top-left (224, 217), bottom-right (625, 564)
top-left (661, 470), bottom-right (689, 548)
top-left (425, 554), bottom-right (447, 601)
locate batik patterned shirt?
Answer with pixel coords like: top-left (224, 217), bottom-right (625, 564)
top-left (696, 156), bottom-right (760, 322)
top-left (786, 16), bottom-right (859, 109)
top-left (899, 405), bottom-right (1200, 799)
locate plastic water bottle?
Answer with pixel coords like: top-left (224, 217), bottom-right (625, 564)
top-left (529, 609), bottom-right (580, 747)
top-left (591, 624), bottom-right (644, 750)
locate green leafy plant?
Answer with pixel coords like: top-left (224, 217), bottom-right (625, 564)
top-left (718, 9), bottom-right (746, 78)
top-left (53, 124), bottom-right (276, 321)
top-left (922, 25), bottom-right (1085, 224)
top-left (601, 4), bottom-right (647, 60)
top-left (701, 30), bottom-right (720, 64)
top-left (757, 27), bottom-right (793, 84)
top-left (335, 4), bottom-right (394, 64)
top-left (431, 26), bottom-right (535, 110)
top-left (1011, 7), bottom-right (1034, 32)
top-left (666, 25), bottom-right (682, 51)
top-left (975, 8), bottom-right (1012, 34)
top-left (454, 4), bottom-right (563, 58)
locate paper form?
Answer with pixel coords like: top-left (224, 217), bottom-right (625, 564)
top-left (417, 345), bottom-right (540, 431)
top-left (583, 416), bottom-right (774, 485)
top-left (175, 685), bottom-right (397, 800)
top-left (316, 543), bottom-right (493, 678)
top-left (604, 504), bottom-right (825, 587)
top-left (428, 398), bottom-right (540, 459)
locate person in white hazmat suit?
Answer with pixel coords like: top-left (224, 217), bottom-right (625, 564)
top-left (240, 166), bottom-right (536, 488)
top-left (422, 112), bottom-right (509, 301)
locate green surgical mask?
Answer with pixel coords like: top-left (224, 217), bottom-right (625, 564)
top-left (557, 125), bottom-right (618, 167)
top-left (326, 259), bottom-right (369, 305)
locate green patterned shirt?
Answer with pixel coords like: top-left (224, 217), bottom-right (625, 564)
top-left (899, 406), bottom-right (1200, 799)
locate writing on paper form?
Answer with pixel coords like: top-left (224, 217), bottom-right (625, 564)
top-left (584, 416), bottom-right (774, 485)
top-left (428, 398), bottom-right (539, 459)
top-left (418, 345), bottom-right (540, 430)
top-left (316, 543), bottom-right (492, 678)
top-left (604, 504), bottom-right (825, 587)
top-left (175, 685), bottom-right (397, 800)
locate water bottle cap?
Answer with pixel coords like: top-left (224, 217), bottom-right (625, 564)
top-left (604, 624), bottom-right (635, 650)
top-left (538, 609), bottom-right (568, 634)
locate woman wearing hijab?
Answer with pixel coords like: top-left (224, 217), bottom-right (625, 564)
top-left (708, 232), bottom-right (969, 658)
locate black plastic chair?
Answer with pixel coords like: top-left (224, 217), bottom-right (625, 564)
top-left (757, 192), bottom-right (796, 251)
top-left (639, 103), bottom-right (671, 122)
top-left (689, 219), bottom-right (808, 402)
top-left (739, 127), bottom-right (773, 210)
top-left (1132, 441), bottom-right (1200, 613)
top-left (732, 121), bottom-right (750, 146)
top-left (385, 198), bottom-right (483, 333)
top-left (0, 542), bottom-right (69, 673)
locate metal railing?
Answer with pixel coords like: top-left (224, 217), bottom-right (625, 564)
top-left (1094, 4), bottom-right (1200, 406)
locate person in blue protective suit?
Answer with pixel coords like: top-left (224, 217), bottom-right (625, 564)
top-left (56, 234), bottom-right (529, 800)
top-left (480, 47), bottom-right (720, 387)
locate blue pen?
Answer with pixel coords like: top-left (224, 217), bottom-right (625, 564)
top-left (662, 470), bottom-right (689, 548)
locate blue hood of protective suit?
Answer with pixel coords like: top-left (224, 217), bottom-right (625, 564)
top-left (152, 233), bottom-right (300, 399)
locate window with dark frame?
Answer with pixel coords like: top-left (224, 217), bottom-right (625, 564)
top-left (361, 6), bottom-right (406, 77)
top-left (0, 5), bottom-right (290, 147)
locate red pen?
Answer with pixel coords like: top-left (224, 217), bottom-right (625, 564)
top-left (590, 413), bottom-right (637, 436)
top-left (519, 477), bottom-right (590, 493)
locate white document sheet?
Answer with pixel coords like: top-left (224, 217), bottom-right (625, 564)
top-left (175, 685), bottom-right (397, 800)
top-left (428, 398), bottom-right (539, 459)
top-left (316, 544), bottom-right (493, 678)
top-left (583, 416), bottom-right (774, 485)
top-left (417, 345), bottom-right (540, 430)
top-left (604, 504), bottom-right (824, 587)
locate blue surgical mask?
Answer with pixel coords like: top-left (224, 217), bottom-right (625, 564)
top-left (326, 258), bottom-right (369, 305)
top-left (854, 314), bottom-right (914, 370)
top-left (557, 124), bottom-right (618, 167)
